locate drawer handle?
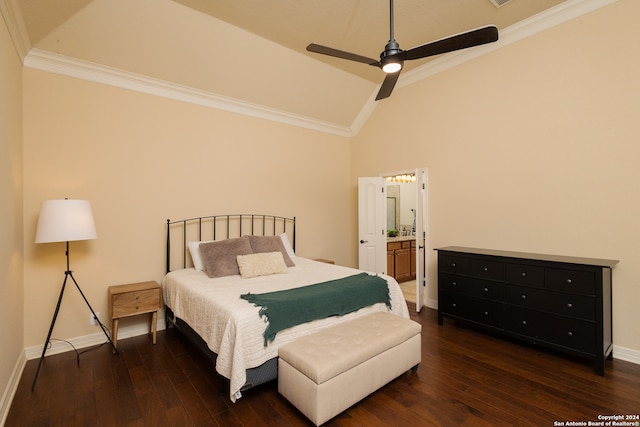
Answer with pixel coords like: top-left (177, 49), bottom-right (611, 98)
top-left (566, 278), bottom-right (573, 284)
top-left (521, 294), bottom-right (527, 300)
top-left (452, 263), bottom-right (456, 267)
top-left (452, 282), bottom-right (457, 286)
top-left (521, 320), bottom-right (527, 326)
top-left (567, 331), bottom-right (573, 337)
top-left (483, 311), bottom-right (489, 316)
top-left (521, 272), bottom-right (526, 277)
top-left (567, 303), bottom-right (573, 309)
top-left (452, 303), bottom-right (457, 308)
top-left (483, 267), bottom-right (488, 272)
top-left (483, 287), bottom-right (489, 292)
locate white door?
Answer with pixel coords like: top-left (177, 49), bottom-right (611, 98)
top-left (415, 168), bottom-right (428, 312)
top-left (358, 177), bottom-right (386, 274)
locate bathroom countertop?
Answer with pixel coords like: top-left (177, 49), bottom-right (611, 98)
top-left (387, 235), bottom-right (415, 243)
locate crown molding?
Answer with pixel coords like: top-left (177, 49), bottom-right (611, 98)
top-left (20, 0), bottom-right (618, 137)
top-left (23, 49), bottom-right (354, 138)
top-left (397, 0), bottom-right (620, 91)
top-left (0, 0), bottom-right (31, 60)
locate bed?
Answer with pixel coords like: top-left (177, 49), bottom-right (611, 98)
top-left (162, 214), bottom-right (409, 402)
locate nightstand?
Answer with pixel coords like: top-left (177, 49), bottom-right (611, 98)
top-left (109, 281), bottom-right (162, 351)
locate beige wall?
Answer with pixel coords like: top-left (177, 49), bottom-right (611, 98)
top-left (0, 10), bottom-right (24, 415)
top-left (7, 0), bottom-right (640, 400)
top-left (352, 0), bottom-right (640, 353)
top-left (22, 69), bottom-right (352, 347)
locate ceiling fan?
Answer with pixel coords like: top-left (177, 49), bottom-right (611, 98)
top-left (307, 0), bottom-right (499, 101)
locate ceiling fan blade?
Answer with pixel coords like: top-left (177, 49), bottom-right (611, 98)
top-left (375, 71), bottom-right (401, 101)
top-left (306, 43), bottom-right (380, 66)
top-left (403, 25), bottom-right (498, 61)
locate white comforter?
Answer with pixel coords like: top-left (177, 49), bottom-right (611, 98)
top-left (162, 257), bottom-right (409, 401)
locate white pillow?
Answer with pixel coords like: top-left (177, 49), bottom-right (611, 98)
top-left (280, 233), bottom-right (295, 258)
top-left (237, 251), bottom-right (288, 279)
top-left (188, 240), bottom-right (213, 271)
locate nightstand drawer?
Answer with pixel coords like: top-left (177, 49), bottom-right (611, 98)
top-left (109, 281), bottom-right (161, 351)
top-left (112, 289), bottom-right (160, 317)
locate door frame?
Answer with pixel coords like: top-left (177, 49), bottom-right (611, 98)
top-left (359, 168), bottom-right (429, 312)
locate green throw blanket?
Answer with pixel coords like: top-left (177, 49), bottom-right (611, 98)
top-left (240, 272), bottom-right (391, 346)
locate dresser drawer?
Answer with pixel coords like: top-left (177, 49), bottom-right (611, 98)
top-left (504, 307), bottom-right (595, 354)
top-left (505, 262), bottom-right (545, 288)
top-left (505, 285), bottom-right (595, 321)
top-left (439, 254), bottom-right (469, 274)
top-left (111, 288), bottom-right (161, 318)
top-left (440, 293), bottom-right (503, 328)
top-left (469, 258), bottom-right (504, 281)
top-left (543, 315), bottom-right (596, 354)
top-left (547, 268), bottom-right (596, 295)
top-left (440, 273), bottom-right (504, 301)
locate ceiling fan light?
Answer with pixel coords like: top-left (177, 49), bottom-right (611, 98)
top-left (382, 61), bottom-right (402, 73)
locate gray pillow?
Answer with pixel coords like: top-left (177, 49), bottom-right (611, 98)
top-left (199, 236), bottom-right (253, 278)
top-left (247, 235), bottom-right (296, 267)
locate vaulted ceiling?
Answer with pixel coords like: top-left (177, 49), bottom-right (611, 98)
top-left (11, 0), bottom-right (575, 135)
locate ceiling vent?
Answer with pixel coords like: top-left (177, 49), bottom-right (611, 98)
top-left (489, 0), bottom-right (513, 7)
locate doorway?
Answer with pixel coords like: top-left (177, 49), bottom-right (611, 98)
top-left (358, 168), bottom-right (428, 312)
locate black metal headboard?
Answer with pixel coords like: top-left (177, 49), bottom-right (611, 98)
top-left (166, 214), bottom-right (296, 273)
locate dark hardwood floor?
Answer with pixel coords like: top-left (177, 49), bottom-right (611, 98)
top-left (7, 305), bottom-right (640, 426)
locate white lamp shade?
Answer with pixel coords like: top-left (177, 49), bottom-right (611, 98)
top-left (35, 199), bottom-right (97, 243)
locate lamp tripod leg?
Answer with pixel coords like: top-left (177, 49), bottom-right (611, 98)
top-left (31, 271), bottom-right (120, 391)
top-left (31, 274), bottom-right (68, 391)
top-left (68, 271), bottom-right (119, 355)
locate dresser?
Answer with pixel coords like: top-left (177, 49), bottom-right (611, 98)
top-left (435, 246), bottom-right (618, 375)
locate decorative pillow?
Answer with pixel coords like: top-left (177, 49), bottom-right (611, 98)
top-left (188, 240), bottom-right (213, 271)
top-left (280, 233), bottom-right (295, 258)
top-left (199, 236), bottom-right (253, 278)
top-left (237, 251), bottom-right (288, 279)
top-left (247, 235), bottom-right (295, 267)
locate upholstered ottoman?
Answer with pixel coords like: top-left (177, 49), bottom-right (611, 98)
top-left (278, 311), bottom-right (421, 426)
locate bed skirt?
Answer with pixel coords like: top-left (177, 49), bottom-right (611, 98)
top-left (165, 306), bottom-right (279, 393)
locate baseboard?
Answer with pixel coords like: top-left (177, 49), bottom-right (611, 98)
top-left (423, 300), bottom-right (640, 365)
top-left (0, 351), bottom-right (27, 426)
top-left (24, 317), bottom-right (166, 360)
top-left (612, 344), bottom-right (640, 365)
